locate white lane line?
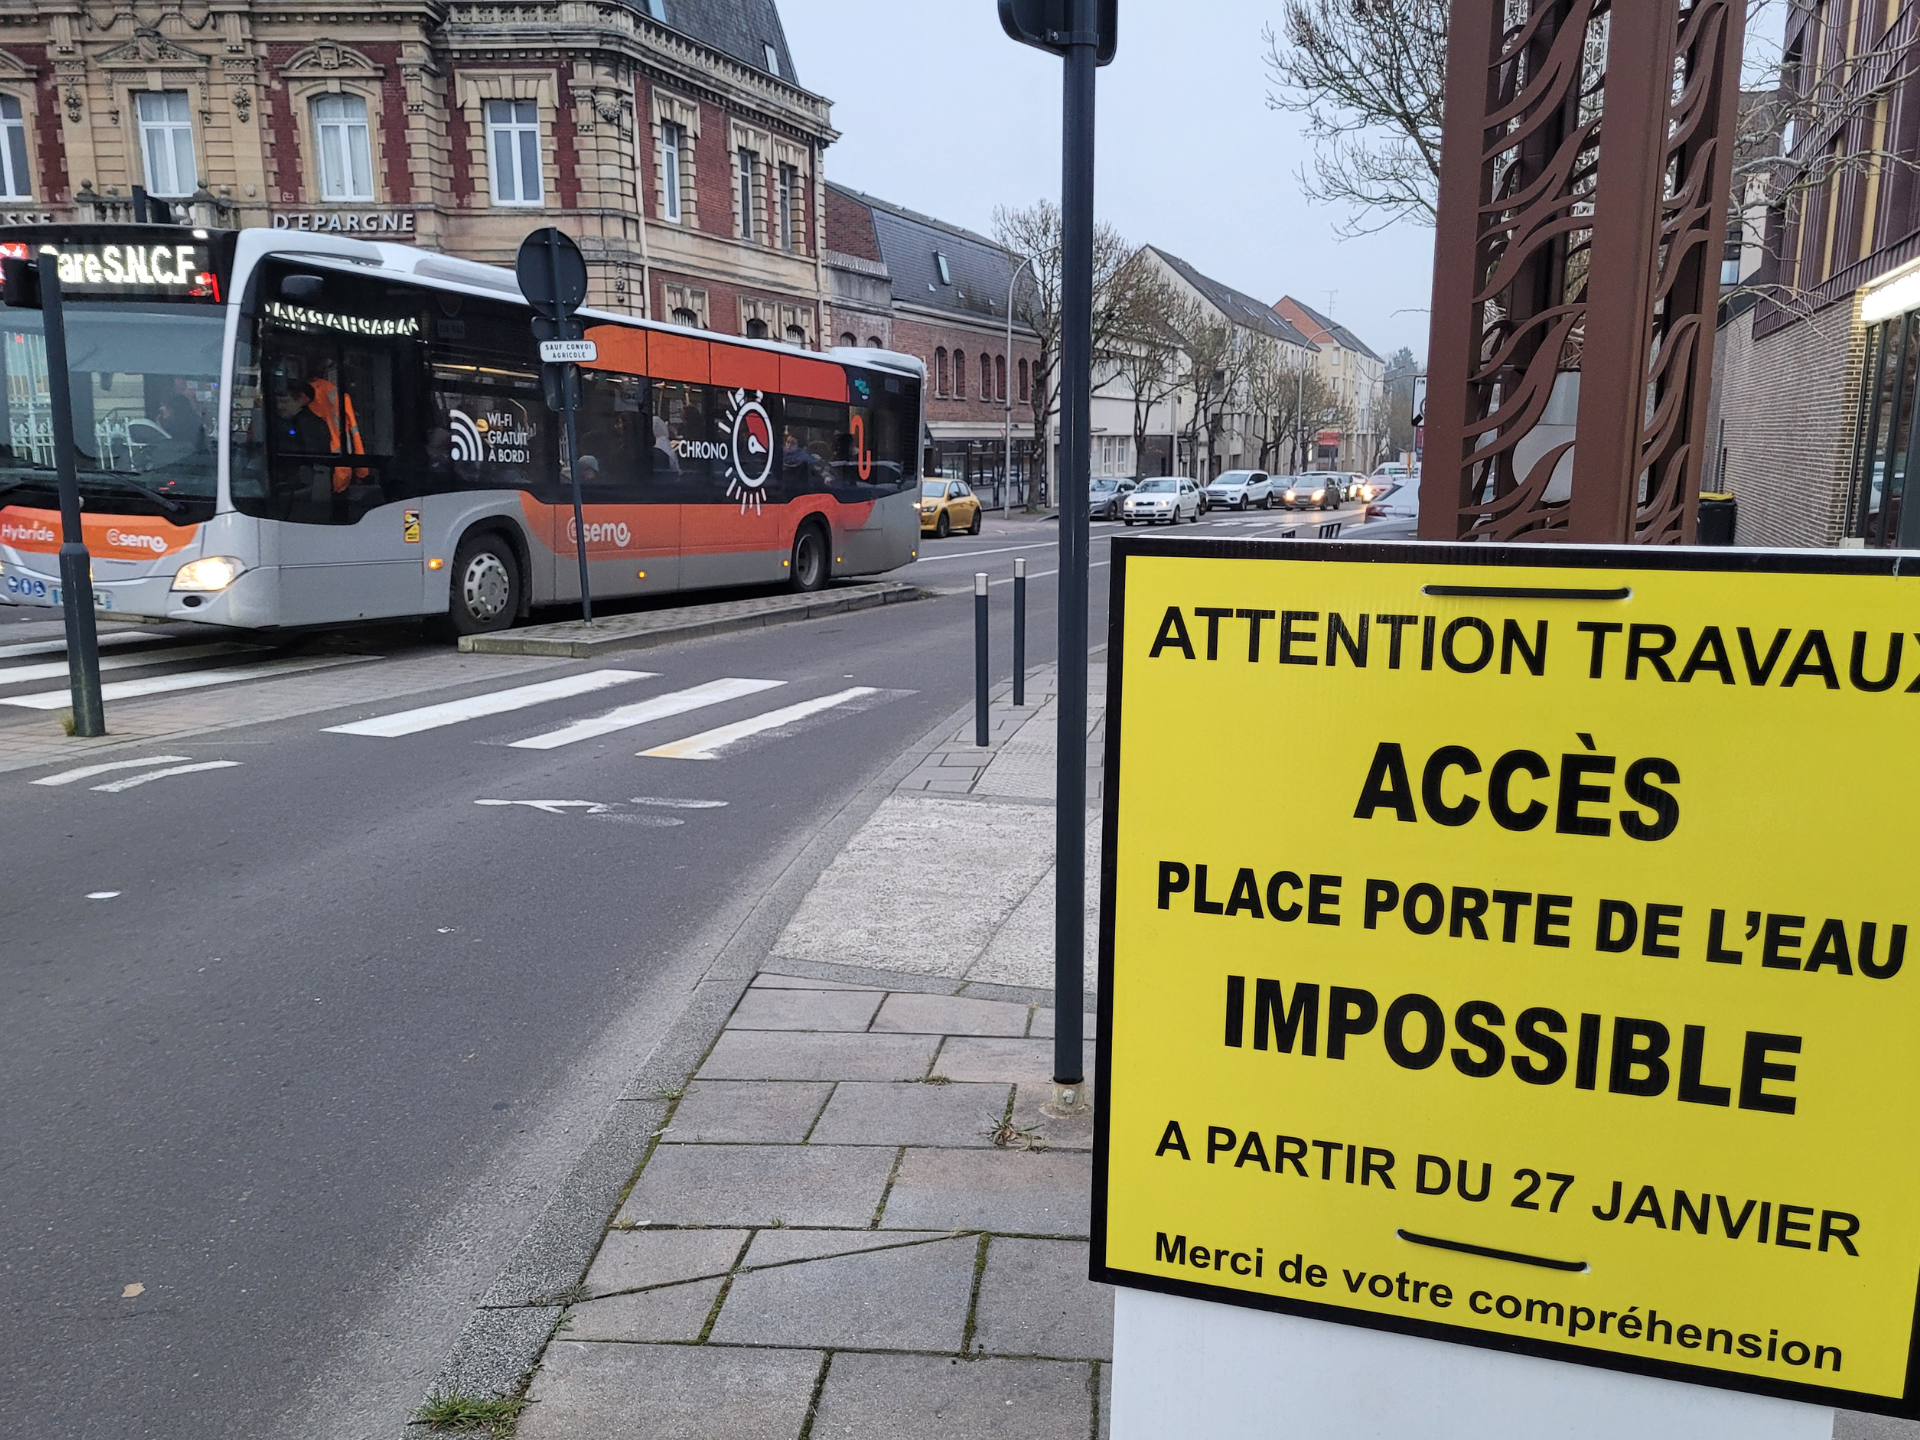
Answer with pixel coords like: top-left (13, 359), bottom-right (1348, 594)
top-left (509, 677), bottom-right (784, 751)
top-left (631, 796), bottom-right (729, 809)
top-left (987, 558), bottom-right (1112, 587)
top-left (325, 669), bottom-right (655, 738)
top-left (474, 798), bottom-right (615, 814)
top-left (914, 542), bottom-right (1056, 564)
top-left (641, 687), bottom-right (881, 761)
top-left (33, 755), bottom-right (194, 786)
top-left (0, 641), bottom-right (261, 685)
top-left (0, 632), bottom-right (175, 662)
top-left (91, 760), bottom-right (241, 793)
top-left (0, 655), bottom-right (376, 709)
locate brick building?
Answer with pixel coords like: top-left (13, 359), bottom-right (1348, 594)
top-left (823, 183), bottom-right (1040, 502)
top-left (0, 0), bottom-right (833, 341)
top-left (1711, 0), bottom-right (1920, 546)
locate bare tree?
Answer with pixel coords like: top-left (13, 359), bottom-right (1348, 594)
top-left (1099, 255), bottom-right (1186, 477)
top-left (992, 200), bottom-right (1137, 500)
top-left (1262, 0), bottom-right (1447, 234)
top-left (1169, 302), bottom-right (1258, 481)
top-left (1247, 349), bottom-right (1340, 474)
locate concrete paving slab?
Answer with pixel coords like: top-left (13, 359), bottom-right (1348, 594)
top-left (728, 987), bottom-right (884, 1032)
top-left (517, 1341), bottom-right (822, 1440)
top-left (967, 814), bottom-right (1101, 991)
top-left (617, 1145), bottom-right (895, 1229)
top-left (881, 1148), bottom-right (1092, 1236)
top-left (1027, 1006), bottom-right (1099, 1040)
top-left (708, 1234), bottom-right (978, 1351)
top-left (807, 1081), bottom-right (1012, 1148)
top-left (810, 1351), bottom-right (1094, 1440)
top-left (971, 1237), bottom-right (1114, 1360)
top-left (771, 795), bottom-right (1057, 977)
top-left (933, 1037), bottom-right (1095, 1085)
top-left (741, 1229), bottom-right (950, 1268)
top-left (871, 993), bottom-right (1030, 1037)
top-left (1009, 1082), bottom-right (1095, 1152)
top-left (582, 1228), bottom-right (749, 1296)
top-left (661, 1080), bottom-right (834, 1144)
top-left (700, 1030), bottom-right (937, 1082)
top-left (565, 1276), bottom-right (725, 1341)
top-left (752, 972), bottom-right (883, 991)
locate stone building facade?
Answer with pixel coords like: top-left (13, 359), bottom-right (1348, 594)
top-left (823, 183), bottom-right (1040, 500)
top-left (0, 0), bottom-right (833, 341)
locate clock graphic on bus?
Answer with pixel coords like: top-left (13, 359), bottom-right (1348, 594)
top-left (724, 389), bottom-right (774, 513)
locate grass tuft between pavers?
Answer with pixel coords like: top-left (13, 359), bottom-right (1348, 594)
top-left (414, 1391), bottom-right (530, 1435)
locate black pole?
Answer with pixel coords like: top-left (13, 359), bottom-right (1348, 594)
top-left (1053, 0), bottom-right (1094, 1099)
top-left (974, 572), bottom-right (989, 747)
top-left (547, 234), bottom-right (592, 624)
top-left (39, 252), bottom-right (104, 736)
top-left (1013, 557), bottom-right (1027, 707)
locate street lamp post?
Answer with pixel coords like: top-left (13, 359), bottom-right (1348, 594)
top-left (1002, 255), bottom-right (1035, 519)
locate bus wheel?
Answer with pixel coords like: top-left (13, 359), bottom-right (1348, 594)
top-left (790, 522), bottom-right (829, 593)
top-left (450, 532), bottom-right (520, 635)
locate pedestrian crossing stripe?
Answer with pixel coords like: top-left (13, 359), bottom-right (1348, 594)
top-left (324, 669), bottom-right (655, 737)
top-left (641, 687), bottom-right (883, 760)
top-left (510, 678), bottom-right (785, 750)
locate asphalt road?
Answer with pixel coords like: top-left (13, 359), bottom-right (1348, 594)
top-left (0, 502), bottom-right (1382, 1439)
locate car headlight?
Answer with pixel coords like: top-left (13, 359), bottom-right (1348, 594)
top-left (1312, 489), bottom-right (1326, 501)
top-left (172, 556), bottom-right (246, 592)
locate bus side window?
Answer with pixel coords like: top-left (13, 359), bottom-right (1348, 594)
top-left (424, 293), bottom-right (551, 500)
top-left (574, 370), bottom-right (652, 502)
top-left (875, 374), bottom-right (920, 490)
top-left (780, 398), bottom-right (844, 493)
top-left (652, 380), bottom-right (710, 501)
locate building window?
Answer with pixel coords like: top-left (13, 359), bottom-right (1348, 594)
top-left (672, 306), bottom-right (699, 328)
top-left (764, 42), bottom-right (780, 75)
top-left (980, 354), bottom-right (992, 400)
top-left (995, 354), bottom-right (1007, 401)
top-left (935, 348), bottom-right (948, 395)
top-left (313, 93), bottom-right (375, 202)
top-left (954, 350), bottom-right (967, 400)
top-left (1018, 358), bottom-right (1029, 401)
top-left (777, 163), bottom-right (798, 252)
top-left (0, 96), bottom-right (29, 199)
top-left (745, 317), bottom-right (769, 339)
top-left (485, 99), bottom-right (542, 206)
top-left (786, 324), bottom-right (806, 346)
top-left (645, 0), bottom-right (665, 16)
top-left (866, 336), bottom-right (882, 348)
top-left (137, 91), bottom-right (196, 198)
top-left (660, 121), bottom-right (683, 223)
top-left (935, 252), bottom-right (952, 285)
top-left (839, 332), bottom-right (857, 348)
top-left (737, 149), bottom-right (758, 241)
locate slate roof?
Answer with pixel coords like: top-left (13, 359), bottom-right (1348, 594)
top-left (1146, 246), bottom-right (1316, 349)
top-left (1275, 294), bottom-right (1383, 363)
top-left (644, 0), bottom-right (798, 85)
top-left (828, 183), bottom-right (1030, 329)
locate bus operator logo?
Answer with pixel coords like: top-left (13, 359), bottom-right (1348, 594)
top-left (724, 389), bottom-right (774, 514)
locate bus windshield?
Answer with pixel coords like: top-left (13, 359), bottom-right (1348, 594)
top-left (0, 302), bottom-right (223, 521)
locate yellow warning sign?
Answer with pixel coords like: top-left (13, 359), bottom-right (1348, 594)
top-left (1094, 541), bottom-right (1920, 1417)
top-left (403, 510), bottom-right (422, 544)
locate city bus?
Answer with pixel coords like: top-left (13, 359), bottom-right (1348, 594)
top-left (0, 225), bottom-right (924, 634)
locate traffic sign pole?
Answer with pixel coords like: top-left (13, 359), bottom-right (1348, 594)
top-left (1051, 0), bottom-right (1097, 1106)
top-left (546, 232), bottom-right (593, 624)
top-left (38, 252), bottom-right (104, 736)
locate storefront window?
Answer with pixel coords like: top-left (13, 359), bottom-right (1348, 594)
top-left (1851, 312), bottom-right (1920, 546)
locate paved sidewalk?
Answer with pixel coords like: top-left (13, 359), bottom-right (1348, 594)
top-left (468, 673), bottom-right (1111, 1438)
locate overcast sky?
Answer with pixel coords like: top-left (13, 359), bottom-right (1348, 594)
top-left (779, 0), bottom-right (1436, 364)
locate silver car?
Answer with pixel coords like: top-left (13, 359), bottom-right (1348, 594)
top-left (1280, 475), bottom-right (1340, 510)
top-left (1123, 476), bottom-right (1202, 525)
top-left (1204, 470), bottom-right (1274, 510)
top-left (1089, 476), bottom-right (1137, 519)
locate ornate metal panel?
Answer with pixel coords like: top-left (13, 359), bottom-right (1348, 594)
top-left (1421, 0), bottom-right (1744, 542)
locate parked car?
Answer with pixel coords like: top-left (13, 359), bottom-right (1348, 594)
top-left (1280, 475), bottom-right (1340, 510)
top-left (1089, 476), bottom-right (1138, 519)
top-left (1123, 476), bottom-right (1202, 525)
top-left (921, 479), bottom-right (982, 537)
top-left (1363, 474), bottom-right (1421, 532)
top-left (1204, 470), bottom-right (1273, 510)
top-left (1355, 463), bottom-right (1410, 504)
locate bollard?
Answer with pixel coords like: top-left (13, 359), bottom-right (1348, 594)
top-left (1012, 558), bottom-right (1027, 707)
top-left (975, 572), bottom-right (990, 747)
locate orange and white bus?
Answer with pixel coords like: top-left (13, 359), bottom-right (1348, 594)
top-left (0, 225), bottom-right (924, 634)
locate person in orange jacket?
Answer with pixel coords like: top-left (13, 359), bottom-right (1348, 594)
top-left (307, 374), bottom-right (367, 493)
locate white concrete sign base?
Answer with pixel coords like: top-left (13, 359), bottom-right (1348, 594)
top-left (1111, 1289), bottom-right (1836, 1440)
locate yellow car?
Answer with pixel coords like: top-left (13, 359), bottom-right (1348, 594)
top-left (920, 479), bottom-right (983, 537)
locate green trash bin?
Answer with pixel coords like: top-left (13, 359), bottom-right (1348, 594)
top-left (1697, 492), bottom-right (1736, 545)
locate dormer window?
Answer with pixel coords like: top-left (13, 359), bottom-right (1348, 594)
top-left (765, 43), bottom-right (780, 74)
top-left (935, 252), bottom-right (952, 285)
top-left (646, 0), bottom-right (664, 17)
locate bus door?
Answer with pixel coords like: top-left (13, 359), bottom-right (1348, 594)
top-left (235, 267), bottom-right (427, 624)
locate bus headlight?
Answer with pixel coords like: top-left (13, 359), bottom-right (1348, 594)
top-left (172, 556), bottom-right (246, 592)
